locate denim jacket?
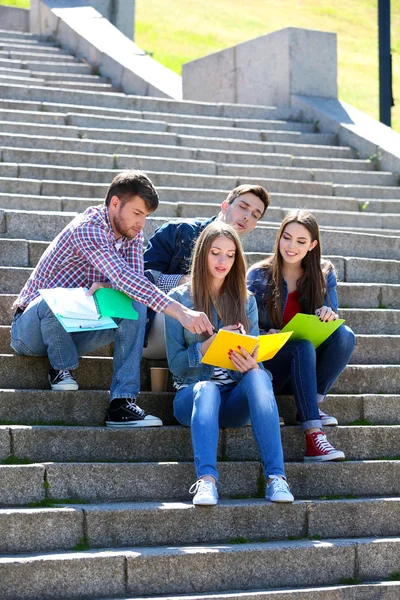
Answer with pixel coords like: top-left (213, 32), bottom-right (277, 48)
top-left (144, 216), bottom-right (216, 285)
top-left (165, 283), bottom-right (267, 386)
top-left (247, 265), bottom-right (338, 332)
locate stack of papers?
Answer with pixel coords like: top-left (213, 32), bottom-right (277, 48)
top-left (39, 287), bottom-right (138, 333)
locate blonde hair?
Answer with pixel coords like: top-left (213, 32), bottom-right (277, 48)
top-left (190, 222), bottom-right (250, 331)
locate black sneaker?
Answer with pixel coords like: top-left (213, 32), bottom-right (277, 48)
top-left (105, 398), bottom-right (163, 428)
top-left (48, 368), bottom-right (78, 391)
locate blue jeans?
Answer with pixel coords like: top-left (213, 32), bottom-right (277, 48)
top-left (10, 295), bottom-right (146, 400)
top-left (264, 325), bottom-right (356, 430)
top-left (173, 369), bottom-right (286, 482)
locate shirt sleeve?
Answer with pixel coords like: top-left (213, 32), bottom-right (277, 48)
top-left (157, 273), bottom-right (185, 293)
top-left (72, 222), bottom-right (172, 313)
top-left (324, 268), bottom-right (339, 312)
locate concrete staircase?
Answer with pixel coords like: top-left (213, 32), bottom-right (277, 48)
top-left (0, 29), bottom-right (400, 600)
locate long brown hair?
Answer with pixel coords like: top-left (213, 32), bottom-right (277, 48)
top-left (191, 222), bottom-right (250, 331)
top-left (249, 210), bottom-right (333, 328)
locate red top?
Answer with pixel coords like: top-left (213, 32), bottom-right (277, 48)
top-left (283, 291), bottom-right (301, 326)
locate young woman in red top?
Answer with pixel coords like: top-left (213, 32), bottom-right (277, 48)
top-left (247, 210), bottom-right (355, 461)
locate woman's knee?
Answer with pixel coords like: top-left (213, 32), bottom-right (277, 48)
top-left (335, 325), bottom-right (356, 354)
top-left (294, 339), bottom-right (315, 359)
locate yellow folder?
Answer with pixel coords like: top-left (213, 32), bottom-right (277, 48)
top-left (201, 329), bottom-right (293, 371)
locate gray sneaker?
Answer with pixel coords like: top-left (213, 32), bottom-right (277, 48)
top-left (266, 476), bottom-right (294, 503)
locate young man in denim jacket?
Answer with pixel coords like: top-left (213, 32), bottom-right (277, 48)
top-left (143, 184), bottom-right (270, 358)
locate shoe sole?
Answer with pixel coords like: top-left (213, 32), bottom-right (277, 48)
top-left (105, 419), bottom-right (163, 428)
top-left (50, 383), bottom-right (79, 391)
top-left (304, 452), bottom-right (345, 462)
top-left (321, 419), bottom-right (338, 426)
top-left (193, 499), bottom-right (218, 506)
top-left (266, 496), bottom-right (294, 503)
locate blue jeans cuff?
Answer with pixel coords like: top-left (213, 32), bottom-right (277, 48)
top-left (302, 419), bottom-right (322, 431)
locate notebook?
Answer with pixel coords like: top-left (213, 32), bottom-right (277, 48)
top-left (281, 313), bottom-right (345, 348)
top-left (39, 287), bottom-right (137, 333)
top-left (201, 329), bottom-right (293, 371)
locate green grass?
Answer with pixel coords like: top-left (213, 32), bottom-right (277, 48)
top-left (73, 536), bottom-right (90, 551)
top-left (1, 0), bottom-right (399, 132)
top-left (135, 0), bottom-right (400, 133)
top-left (1, 455), bottom-right (31, 464)
top-left (27, 497), bottom-right (88, 508)
top-left (340, 577), bottom-right (363, 586)
top-left (348, 418), bottom-right (375, 426)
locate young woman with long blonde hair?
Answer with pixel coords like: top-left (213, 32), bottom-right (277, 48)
top-left (165, 222), bottom-right (293, 506)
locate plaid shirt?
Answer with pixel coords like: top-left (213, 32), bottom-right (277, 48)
top-left (14, 204), bottom-right (172, 313)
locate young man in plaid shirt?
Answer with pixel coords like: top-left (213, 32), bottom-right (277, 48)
top-left (11, 171), bottom-right (213, 428)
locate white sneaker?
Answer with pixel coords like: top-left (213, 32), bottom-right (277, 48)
top-left (266, 476), bottom-right (294, 503)
top-left (189, 479), bottom-right (218, 506)
top-left (319, 408), bottom-right (338, 426)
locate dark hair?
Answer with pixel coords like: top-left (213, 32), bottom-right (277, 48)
top-left (104, 170), bottom-right (159, 211)
top-left (249, 210), bottom-right (333, 328)
top-left (191, 222), bottom-right (249, 332)
top-left (225, 184), bottom-right (270, 216)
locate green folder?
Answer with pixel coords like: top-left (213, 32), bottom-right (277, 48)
top-left (281, 313), bottom-right (345, 348)
top-left (94, 288), bottom-right (138, 320)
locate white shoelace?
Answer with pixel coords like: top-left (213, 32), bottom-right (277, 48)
top-left (269, 477), bottom-right (289, 492)
top-left (189, 480), bottom-right (214, 495)
top-left (314, 432), bottom-right (334, 452)
top-left (58, 370), bottom-right (74, 380)
top-left (126, 400), bottom-right (145, 417)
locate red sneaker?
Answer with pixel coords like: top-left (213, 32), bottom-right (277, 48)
top-left (304, 430), bottom-right (345, 462)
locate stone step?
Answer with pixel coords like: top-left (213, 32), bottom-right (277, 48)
top-left (0, 129), bottom-right (355, 160)
top-left (0, 30), bottom-right (44, 40)
top-left (2, 191), bottom-right (400, 222)
top-left (0, 120), bottom-right (338, 150)
top-left (0, 77), bottom-right (113, 95)
top-left (216, 164), bottom-right (397, 186)
top-left (0, 82), bottom-right (298, 119)
top-left (0, 57), bottom-right (93, 74)
top-left (0, 157), bottom-right (394, 190)
top-left (0, 141), bottom-right (374, 175)
top-left (180, 202), bottom-right (400, 230)
top-left (0, 97), bottom-right (301, 129)
top-left (2, 237), bottom-right (399, 283)
top-left (99, 583), bottom-right (400, 600)
top-left (1, 423), bottom-right (400, 463)
top-left (0, 390), bottom-right (398, 427)
top-left (39, 80), bottom-right (116, 93)
top-left (1, 211), bottom-right (399, 262)
top-left (1, 536), bottom-right (399, 600)
top-left (34, 111), bottom-right (317, 136)
top-left (0, 353), bottom-right (398, 393)
top-left (0, 149), bottom-right (378, 185)
top-left (30, 71), bottom-right (110, 85)
top-left (0, 41), bottom-right (64, 53)
top-left (1, 169), bottom-right (399, 207)
top-left (0, 110), bottom-right (324, 144)
top-left (1, 496), bottom-right (400, 555)
top-left (2, 459), bottom-right (400, 509)
top-left (0, 318), bottom-right (397, 362)
top-left (0, 50), bottom-right (79, 63)
top-left (0, 264), bottom-right (399, 309)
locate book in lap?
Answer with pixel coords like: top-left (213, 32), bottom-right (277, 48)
top-left (39, 287), bottom-right (138, 333)
top-left (201, 329), bottom-right (293, 371)
top-left (281, 313), bottom-right (345, 348)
